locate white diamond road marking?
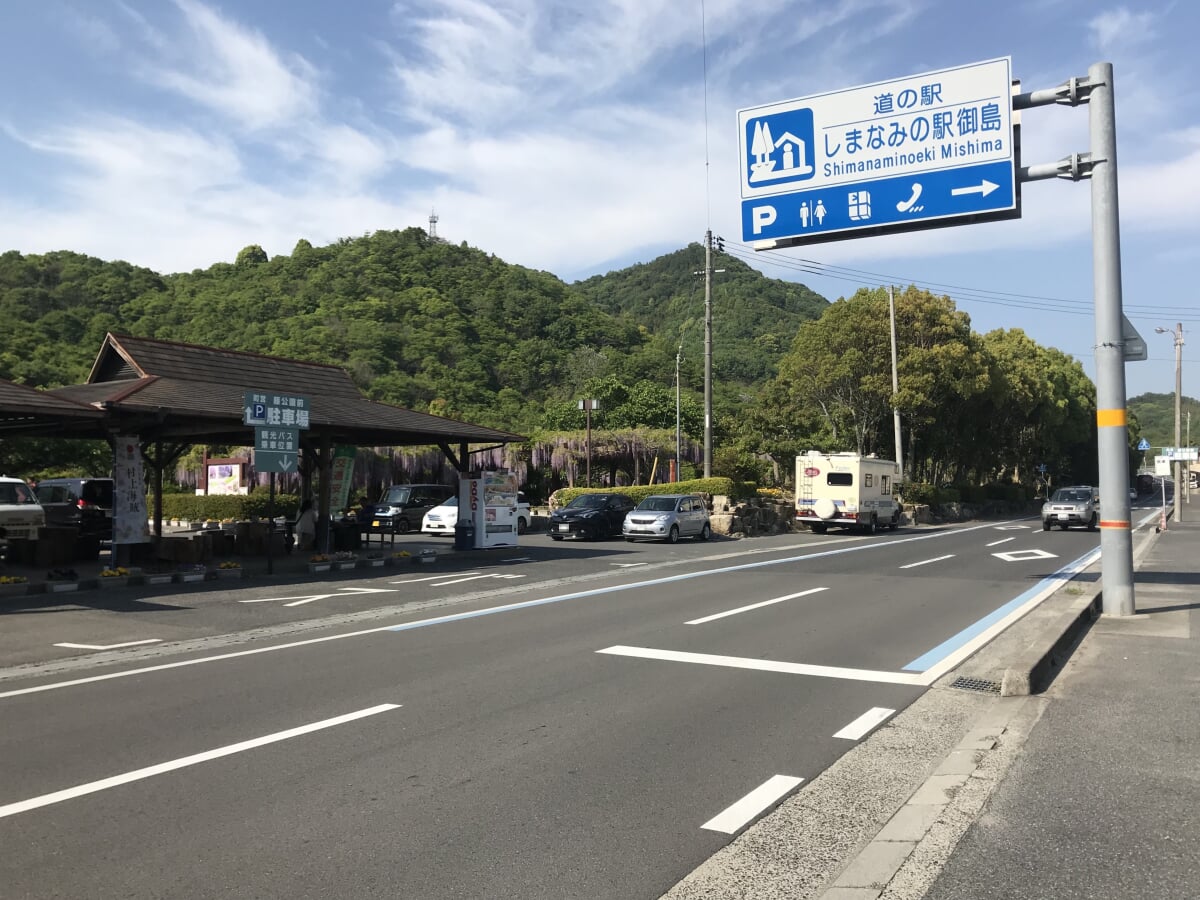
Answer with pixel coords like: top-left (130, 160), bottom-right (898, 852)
top-left (993, 525), bottom-right (1030, 531)
top-left (992, 548), bottom-right (1058, 562)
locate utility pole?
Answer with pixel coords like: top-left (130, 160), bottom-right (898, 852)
top-left (888, 285), bottom-right (903, 479)
top-left (675, 342), bottom-right (682, 483)
top-left (703, 230), bottom-right (713, 478)
top-left (1156, 323), bottom-right (1184, 523)
top-left (698, 231), bottom-right (725, 479)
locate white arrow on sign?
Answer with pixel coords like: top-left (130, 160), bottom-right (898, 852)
top-left (951, 179), bottom-right (999, 198)
top-left (280, 458), bottom-right (295, 472)
top-left (240, 587), bottom-right (397, 608)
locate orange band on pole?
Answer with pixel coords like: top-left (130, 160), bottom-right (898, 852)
top-left (1096, 408), bottom-right (1126, 427)
top-left (1099, 520), bottom-right (1130, 529)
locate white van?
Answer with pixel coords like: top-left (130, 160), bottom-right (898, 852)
top-left (0, 476), bottom-right (45, 542)
top-left (795, 452), bottom-right (901, 534)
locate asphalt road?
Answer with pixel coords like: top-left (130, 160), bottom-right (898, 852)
top-left (0, 518), bottom-right (1105, 899)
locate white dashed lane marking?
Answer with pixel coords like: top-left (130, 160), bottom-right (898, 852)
top-left (833, 707), bottom-right (896, 740)
top-left (701, 775), bottom-right (805, 834)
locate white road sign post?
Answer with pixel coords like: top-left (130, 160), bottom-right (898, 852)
top-left (739, 57), bottom-right (1017, 247)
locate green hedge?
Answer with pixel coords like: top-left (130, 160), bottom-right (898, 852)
top-left (550, 478), bottom-right (741, 508)
top-left (152, 493), bottom-right (301, 521)
top-left (901, 482), bottom-right (1031, 506)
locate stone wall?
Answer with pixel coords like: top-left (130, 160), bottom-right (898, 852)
top-left (709, 495), bottom-right (796, 537)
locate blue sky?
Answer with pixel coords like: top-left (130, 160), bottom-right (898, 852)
top-left (1, 0), bottom-right (1196, 406)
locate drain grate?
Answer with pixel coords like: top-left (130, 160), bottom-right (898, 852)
top-left (950, 676), bottom-right (1002, 694)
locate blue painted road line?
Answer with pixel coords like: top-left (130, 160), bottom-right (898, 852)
top-left (902, 546), bottom-right (1101, 672)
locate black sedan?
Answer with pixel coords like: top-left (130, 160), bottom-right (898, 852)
top-left (548, 493), bottom-right (635, 540)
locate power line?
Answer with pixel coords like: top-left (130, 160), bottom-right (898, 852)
top-left (720, 240), bottom-right (1200, 322)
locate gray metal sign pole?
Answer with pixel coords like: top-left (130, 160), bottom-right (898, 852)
top-left (1088, 62), bottom-right (1136, 615)
top-left (1016, 62), bottom-right (1134, 615)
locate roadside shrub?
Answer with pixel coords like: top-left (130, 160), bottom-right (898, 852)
top-left (153, 493), bottom-right (300, 521)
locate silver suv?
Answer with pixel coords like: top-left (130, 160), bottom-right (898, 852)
top-left (1041, 486), bottom-right (1099, 531)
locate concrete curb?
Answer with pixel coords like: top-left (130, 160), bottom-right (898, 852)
top-left (999, 590), bottom-right (1101, 696)
top-left (999, 511), bottom-right (1167, 696)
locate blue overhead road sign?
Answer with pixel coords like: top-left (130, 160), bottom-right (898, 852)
top-left (743, 160), bottom-right (1014, 242)
top-left (739, 57), bottom-right (1017, 246)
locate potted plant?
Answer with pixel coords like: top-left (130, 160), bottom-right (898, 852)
top-left (214, 560), bottom-right (243, 580)
top-left (332, 550), bottom-right (358, 571)
top-left (97, 566), bottom-right (131, 589)
top-left (309, 554), bottom-right (332, 573)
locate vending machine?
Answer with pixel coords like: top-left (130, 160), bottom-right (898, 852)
top-left (458, 471), bottom-right (520, 549)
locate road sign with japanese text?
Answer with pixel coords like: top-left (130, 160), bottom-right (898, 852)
top-left (244, 391), bottom-right (311, 429)
top-left (739, 58), bottom-right (1017, 246)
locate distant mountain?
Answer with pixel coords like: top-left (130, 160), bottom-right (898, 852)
top-left (1129, 392), bottom-right (1200, 451)
top-left (571, 243), bottom-right (827, 386)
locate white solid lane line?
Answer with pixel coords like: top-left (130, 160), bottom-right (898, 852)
top-left (390, 573), bottom-right (481, 584)
top-left (432, 574), bottom-right (505, 586)
top-left (53, 640), bottom-right (162, 651)
top-left (597, 646), bottom-right (927, 686)
top-left (686, 587), bottom-right (828, 625)
top-left (986, 537), bottom-right (1015, 547)
top-left (833, 706), bottom-right (896, 740)
top-left (701, 775), bottom-right (804, 834)
top-left (0, 703), bottom-right (400, 820)
top-left (899, 554), bottom-right (955, 569)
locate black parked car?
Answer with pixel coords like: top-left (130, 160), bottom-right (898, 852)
top-left (365, 483), bottom-right (456, 535)
top-left (548, 492), bottom-right (636, 541)
top-left (34, 477), bottom-right (114, 539)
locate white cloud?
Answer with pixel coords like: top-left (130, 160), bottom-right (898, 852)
top-left (152, 0), bottom-right (319, 131)
top-left (1088, 6), bottom-right (1156, 51)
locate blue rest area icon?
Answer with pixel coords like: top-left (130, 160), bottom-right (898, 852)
top-left (746, 108), bottom-right (816, 188)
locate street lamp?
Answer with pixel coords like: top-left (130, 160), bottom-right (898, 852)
top-left (1154, 323), bottom-right (1184, 523)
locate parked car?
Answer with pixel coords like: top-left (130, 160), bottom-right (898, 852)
top-left (622, 494), bottom-right (711, 543)
top-left (421, 496), bottom-right (459, 535)
top-left (549, 492), bottom-right (636, 541)
top-left (365, 484), bottom-right (455, 535)
top-left (1041, 485), bottom-right (1099, 531)
top-left (424, 492), bottom-right (531, 535)
top-left (34, 477), bottom-right (114, 539)
top-left (0, 476), bottom-right (45, 545)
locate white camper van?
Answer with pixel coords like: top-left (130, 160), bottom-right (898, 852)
top-left (795, 451), bottom-right (901, 534)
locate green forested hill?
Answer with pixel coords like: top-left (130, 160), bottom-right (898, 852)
top-left (0, 230), bottom-right (829, 434)
top-left (1129, 392), bottom-right (1200, 451)
top-left (572, 244), bottom-right (827, 385)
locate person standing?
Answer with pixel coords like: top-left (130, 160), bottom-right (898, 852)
top-left (295, 500), bottom-right (317, 551)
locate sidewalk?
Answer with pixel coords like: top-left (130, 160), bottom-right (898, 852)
top-left (915, 517), bottom-right (1200, 900)
top-left (816, 515), bottom-right (1200, 900)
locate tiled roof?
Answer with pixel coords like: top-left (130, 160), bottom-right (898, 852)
top-left (40, 333), bottom-right (525, 446)
top-left (0, 379), bottom-right (105, 436)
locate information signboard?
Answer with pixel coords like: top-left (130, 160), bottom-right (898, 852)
top-left (739, 57), bottom-right (1017, 246)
